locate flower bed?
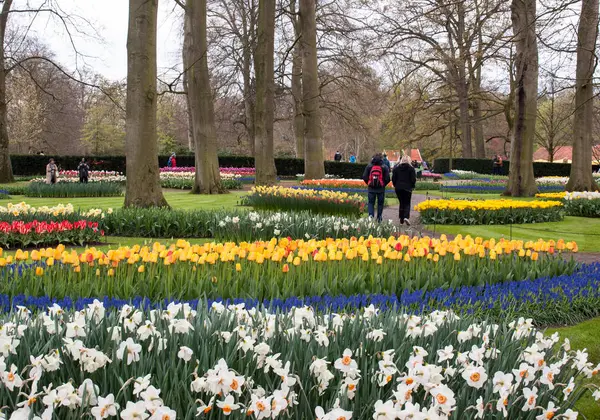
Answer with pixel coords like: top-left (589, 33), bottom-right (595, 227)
top-left (0, 236), bottom-right (577, 300)
top-left (242, 186), bottom-right (366, 216)
top-left (418, 199), bottom-right (564, 225)
top-left (2, 262), bottom-right (599, 326)
top-left (26, 181), bottom-right (123, 198)
top-left (441, 183), bottom-right (564, 194)
top-left (0, 303), bottom-right (596, 419)
top-left (564, 192), bottom-right (600, 218)
top-left (0, 207), bottom-right (396, 240)
top-left (0, 202), bottom-right (106, 218)
top-left (0, 220), bottom-right (103, 248)
top-left (159, 171), bottom-right (243, 190)
top-left (298, 180), bottom-right (440, 193)
top-left (445, 170), bottom-right (508, 180)
top-left (161, 166), bottom-right (256, 175)
top-left (33, 171), bottom-right (126, 184)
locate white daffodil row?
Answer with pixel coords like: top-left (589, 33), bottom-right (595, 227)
top-left (0, 302), bottom-right (597, 419)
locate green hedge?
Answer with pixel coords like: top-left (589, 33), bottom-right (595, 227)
top-left (9, 155), bottom-right (366, 178)
top-left (433, 157), bottom-right (600, 177)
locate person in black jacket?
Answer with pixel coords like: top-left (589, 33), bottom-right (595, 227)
top-left (362, 153), bottom-right (391, 222)
top-left (78, 158), bottom-right (90, 183)
top-left (392, 155), bottom-right (417, 225)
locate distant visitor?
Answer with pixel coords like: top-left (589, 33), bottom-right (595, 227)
top-left (334, 150), bottom-right (342, 162)
top-left (349, 153), bottom-right (356, 163)
top-left (382, 153), bottom-right (391, 170)
top-left (167, 153), bottom-right (177, 168)
top-left (78, 158), bottom-right (90, 183)
top-left (492, 154), bottom-right (503, 175)
top-left (46, 159), bottom-right (58, 184)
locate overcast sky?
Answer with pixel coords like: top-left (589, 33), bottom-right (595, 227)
top-left (16, 0), bottom-right (183, 81)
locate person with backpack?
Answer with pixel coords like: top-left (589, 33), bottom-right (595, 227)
top-left (362, 153), bottom-right (390, 222)
top-left (78, 158), bottom-right (90, 183)
top-left (492, 155), bottom-right (503, 175)
top-left (392, 155), bottom-right (417, 225)
top-left (334, 150), bottom-right (342, 162)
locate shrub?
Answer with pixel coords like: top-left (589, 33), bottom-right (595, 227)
top-left (25, 182), bottom-right (123, 198)
top-left (433, 157), bottom-right (600, 177)
top-left (0, 304), bottom-right (594, 419)
top-left (0, 220), bottom-right (103, 248)
top-left (242, 186), bottom-right (366, 216)
top-left (418, 199), bottom-right (564, 224)
top-left (0, 237), bottom-right (577, 300)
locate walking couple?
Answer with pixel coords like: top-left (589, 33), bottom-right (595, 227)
top-left (362, 153), bottom-right (416, 225)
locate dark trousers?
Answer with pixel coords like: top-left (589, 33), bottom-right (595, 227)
top-left (367, 191), bottom-right (385, 222)
top-left (80, 175), bottom-right (88, 183)
top-left (396, 189), bottom-right (412, 223)
top-left (492, 166), bottom-right (501, 175)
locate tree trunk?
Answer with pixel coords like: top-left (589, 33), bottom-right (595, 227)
top-left (300, 0), bottom-right (325, 179)
top-left (471, 69), bottom-right (486, 158)
top-left (253, 0), bottom-right (277, 185)
top-left (182, 20), bottom-right (194, 153)
top-left (241, 2), bottom-right (256, 156)
top-left (567, 0), bottom-right (599, 192)
top-left (0, 0), bottom-right (14, 183)
top-left (290, 0), bottom-right (304, 159)
top-left (456, 78), bottom-right (473, 158)
top-left (124, 0), bottom-right (167, 208)
top-left (185, 0), bottom-right (225, 194)
top-left (505, 0), bottom-right (538, 197)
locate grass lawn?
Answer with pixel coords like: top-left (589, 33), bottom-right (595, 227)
top-left (0, 190), bottom-right (248, 211)
top-left (547, 318), bottom-right (600, 417)
top-left (425, 216), bottom-right (600, 253)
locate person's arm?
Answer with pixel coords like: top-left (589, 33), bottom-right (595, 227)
top-left (411, 167), bottom-right (417, 188)
top-left (362, 165), bottom-right (370, 184)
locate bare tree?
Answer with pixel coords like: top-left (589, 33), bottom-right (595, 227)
top-left (253, 0), bottom-right (277, 185)
top-left (124, 0), bottom-right (167, 208)
top-left (535, 80), bottom-right (572, 163)
top-left (181, 0), bottom-right (225, 194)
top-left (300, 0), bottom-right (324, 179)
top-left (0, 0), bottom-right (13, 182)
top-left (567, 0), bottom-right (599, 191)
top-left (505, 0), bottom-right (538, 197)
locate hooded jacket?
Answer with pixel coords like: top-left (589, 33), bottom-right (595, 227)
top-left (392, 163), bottom-right (417, 191)
top-left (362, 157), bottom-right (391, 193)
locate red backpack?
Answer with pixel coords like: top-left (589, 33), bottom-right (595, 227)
top-left (368, 165), bottom-right (384, 188)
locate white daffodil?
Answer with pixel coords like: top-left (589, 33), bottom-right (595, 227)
top-left (177, 346), bottom-right (194, 362)
top-left (462, 366), bottom-right (487, 389)
top-left (91, 394), bottom-right (119, 419)
top-left (119, 401), bottom-right (149, 420)
top-left (216, 395), bottom-right (239, 416)
top-left (116, 338), bottom-right (142, 365)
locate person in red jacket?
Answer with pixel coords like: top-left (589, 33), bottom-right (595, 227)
top-left (167, 153), bottom-right (177, 168)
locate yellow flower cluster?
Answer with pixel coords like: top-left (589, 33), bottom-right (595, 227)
top-left (535, 192), bottom-right (566, 200)
top-left (2, 235), bottom-right (577, 271)
top-left (0, 202), bottom-right (75, 217)
top-left (416, 199), bottom-right (563, 212)
top-left (251, 186), bottom-right (363, 202)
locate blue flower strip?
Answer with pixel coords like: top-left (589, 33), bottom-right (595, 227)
top-left (2, 264), bottom-right (599, 320)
